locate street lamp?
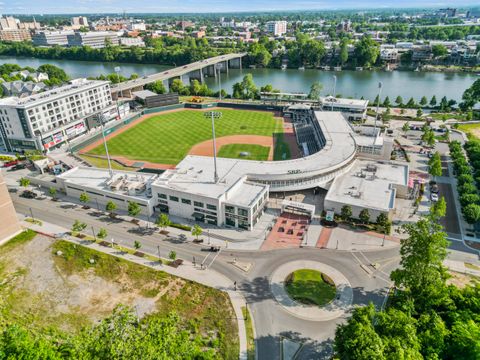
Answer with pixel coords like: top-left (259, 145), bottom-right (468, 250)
top-left (216, 63), bottom-right (223, 101)
top-left (203, 111), bottom-right (222, 183)
top-left (331, 75), bottom-right (337, 111)
top-left (373, 82), bottom-right (383, 154)
top-left (97, 113), bottom-right (113, 178)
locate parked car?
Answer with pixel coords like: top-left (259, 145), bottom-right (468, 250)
top-left (431, 184), bottom-right (439, 194)
top-left (3, 160), bottom-right (18, 168)
top-left (431, 193), bottom-right (439, 202)
top-left (20, 190), bottom-right (37, 199)
top-left (8, 163), bottom-right (26, 171)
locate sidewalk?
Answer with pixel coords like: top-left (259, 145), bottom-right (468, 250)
top-left (20, 217), bottom-right (248, 360)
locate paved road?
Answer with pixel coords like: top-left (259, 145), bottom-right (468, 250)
top-left (437, 182), bottom-right (462, 238)
top-left (12, 193), bottom-right (399, 359)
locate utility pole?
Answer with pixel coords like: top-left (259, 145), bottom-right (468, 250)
top-left (204, 111), bottom-right (222, 183)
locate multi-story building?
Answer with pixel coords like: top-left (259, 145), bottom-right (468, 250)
top-left (266, 21), bottom-right (287, 36)
top-left (32, 30), bottom-right (73, 46)
top-left (0, 172), bottom-right (22, 245)
top-left (0, 16), bottom-right (18, 30)
top-left (0, 79), bottom-right (112, 152)
top-left (67, 31), bottom-right (119, 48)
top-left (319, 96), bottom-right (369, 121)
top-left (0, 29), bottom-right (31, 42)
top-left (71, 16), bottom-right (89, 29)
top-left (119, 37), bottom-right (145, 47)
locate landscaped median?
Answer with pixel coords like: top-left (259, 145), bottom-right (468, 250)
top-left (285, 269), bottom-right (336, 307)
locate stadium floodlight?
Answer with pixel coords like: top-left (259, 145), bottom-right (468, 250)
top-left (215, 63), bottom-right (223, 101)
top-left (204, 111), bottom-right (222, 183)
top-left (331, 75), bottom-right (337, 111)
top-left (97, 113), bottom-right (113, 178)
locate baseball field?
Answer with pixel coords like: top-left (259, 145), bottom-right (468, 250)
top-left (84, 109), bottom-right (295, 166)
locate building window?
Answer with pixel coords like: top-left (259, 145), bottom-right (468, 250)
top-left (158, 193), bottom-right (167, 199)
top-left (238, 208), bottom-right (248, 217)
top-left (225, 205), bottom-right (235, 214)
top-left (194, 201), bottom-right (204, 207)
top-left (181, 198), bottom-right (191, 205)
top-left (206, 204), bottom-right (217, 211)
top-left (169, 196), bottom-right (179, 202)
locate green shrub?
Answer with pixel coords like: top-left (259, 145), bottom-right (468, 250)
top-left (170, 223), bottom-right (192, 231)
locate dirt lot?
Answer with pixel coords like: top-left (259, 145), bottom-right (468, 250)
top-left (447, 271), bottom-right (480, 289)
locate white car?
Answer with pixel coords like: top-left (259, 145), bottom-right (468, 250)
top-left (431, 193), bottom-right (439, 202)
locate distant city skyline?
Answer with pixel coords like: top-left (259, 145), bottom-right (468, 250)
top-left (2, 0), bottom-right (480, 15)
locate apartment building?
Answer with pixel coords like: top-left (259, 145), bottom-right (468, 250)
top-left (266, 21), bottom-right (287, 36)
top-left (71, 16), bottom-right (89, 29)
top-left (67, 31), bottom-right (119, 48)
top-left (0, 29), bottom-right (31, 42)
top-left (32, 30), bottom-right (73, 46)
top-left (0, 79), bottom-right (112, 152)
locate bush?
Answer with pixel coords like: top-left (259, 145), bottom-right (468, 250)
top-left (170, 223), bottom-right (191, 231)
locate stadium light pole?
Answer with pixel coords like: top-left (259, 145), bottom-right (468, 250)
top-left (331, 75), bottom-right (337, 111)
top-left (373, 81), bottom-right (383, 154)
top-left (216, 63), bottom-right (223, 101)
top-left (204, 111), bottom-right (222, 183)
top-left (98, 113), bottom-right (113, 178)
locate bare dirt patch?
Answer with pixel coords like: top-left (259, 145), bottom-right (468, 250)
top-left (0, 235), bottom-right (181, 331)
top-left (447, 271), bottom-right (479, 289)
top-left (189, 134), bottom-right (274, 160)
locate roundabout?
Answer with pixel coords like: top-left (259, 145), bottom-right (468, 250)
top-left (270, 260), bottom-right (353, 321)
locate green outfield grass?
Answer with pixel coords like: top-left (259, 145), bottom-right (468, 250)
top-left (218, 144), bottom-right (270, 161)
top-left (87, 109), bottom-right (286, 165)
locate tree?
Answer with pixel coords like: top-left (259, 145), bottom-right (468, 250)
top-left (432, 44), bottom-right (448, 58)
top-left (156, 213), bottom-right (171, 230)
top-left (127, 201), bottom-right (141, 221)
top-left (106, 200), bottom-right (117, 214)
top-left (340, 205), bottom-right (352, 221)
top-left (383, 96), bottom-right (391, 107)
top-left (191, 224), bottom-right (202, 240)
top-left (339, 39), bottom-right (349, 65)
top-left (354, 35), bottom-right (380, 67)
top-left (431, 196), bottom-right (447, 218)
top-left (395, 95), bottom-right (403, 106)
top-left (169, 250), bottom-right (177, 261)
top-left (49, 187), bottom-right (57, 199)
top-left (406, 97), bottom-right (416, 108)
top-left (376, 213), bottom-right (391, 234)
top-left (79, 192), bottom-right (90, 206)
top-left (461, 79), bottom-right (480, 110)
top-left (416, 108), bottom-right (423, 118)
top-left (402, 122), bottom-right (410, 134)
top-left (463, 203), bottom-right (480, 224)
top-left (430, 95), bottom-right (437, 107)
top-left (419, 96), bottom-right (428, 107)
top-left (72, 220), bottom-right (87, 233)
top-left (308, 81), bottom-right (323, 100)
top-left (133, 240), bottom-right (141, 250)
top-left (145, 80), bottom-right (166, 94)
top-left (422, 128), bottom-right (435, 147)
top-left (97, 228), bottom-right (108, 240)
top-left (390, 215), bottom-right (450, 310)
top-left (359, 209), bottom-right (370, 224)
top-left (37, 64), bottom-right (68, 83)
top-left (19, 177), bottom-right (30, 188)
top-left (428, 152), bottom-right (442, 178)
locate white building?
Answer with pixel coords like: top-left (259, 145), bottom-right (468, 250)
top-left (32, 30), bottom-right (74, 46)
top-left (266, 21), bottom-right (287, 36)
top-left (67, 31), bottom-right (119, 48)
top-left (320, 96), bottom-right (369, 121)
top-left (324, 160), bottom-right (409, 220)
top-left (0, 79), bottom-right (112, 152)
top-left (9, 70), bottom-right (49, 82)
top-left (71, 16), bottom-right (89, 29)
top-left (119, 37), bottom-right (145, 47)
top-left (127, 23), bottom-right (146, 31)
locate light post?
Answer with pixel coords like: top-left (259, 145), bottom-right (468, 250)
top-left (97, 114), bottom-right (113, 178)
top-left (29, 207), bottom-right (34, 221)
top-left (204, 111), bottom-right (222, 183)
top-left (331, 75), bottom-right (337, 111)
top-left (114, 66), bottom-right (122, 100)
top-left (157, 245), bottom-right (162, 265)
top-left (373, 81), bottom-right (383, 155)
top-left (208, 229), bottom-right (210, 245)
top-left (216, 63), bottom-right (223, 101)
top-left (91, 226), bottom-right (96, 241)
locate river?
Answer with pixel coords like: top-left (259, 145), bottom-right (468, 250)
top-left (1, 56), bottom-right (477, 102)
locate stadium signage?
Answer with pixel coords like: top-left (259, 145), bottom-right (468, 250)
top-left (288, 169), bottom-right (302, 174)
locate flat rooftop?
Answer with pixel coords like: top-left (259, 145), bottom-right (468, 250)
top-left (321, 96), bottom-right (369, 108)
top-left (57, 167), bottom-right (158, 201)
top-left (0, 79), bottom-right (109, 108)
top-left (325, 160), bottom-right (409, 212)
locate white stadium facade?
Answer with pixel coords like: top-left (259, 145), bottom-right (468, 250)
top-left (55, 105), bottom-right (408, 231)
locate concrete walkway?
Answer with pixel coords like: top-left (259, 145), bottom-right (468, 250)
top-left (20, 218), bottom-right (248, 360)
top-left (270, 260), bottom-right (353, 322)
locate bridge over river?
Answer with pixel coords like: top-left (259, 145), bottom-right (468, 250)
top-left (111, 53), bottom-right (246, 99)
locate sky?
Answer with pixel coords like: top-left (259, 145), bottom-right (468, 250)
top-left (2, 0), bottom-right (479, 15)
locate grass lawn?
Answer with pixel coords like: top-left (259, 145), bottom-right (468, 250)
top-left (78, 154), bottom-right (135, 171)
top-left (285, 269), bottom-right (336, 307)
top-left (242, 306), bottom-right (255, 360)
top-left (458, 123), bottom-right (480, 139)
top-left (273, 133), bottom-right (291, 161)
top-left (87, 109), bottom-right (284, 165)
top-left (218, 143), bottom-right (270, 161)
